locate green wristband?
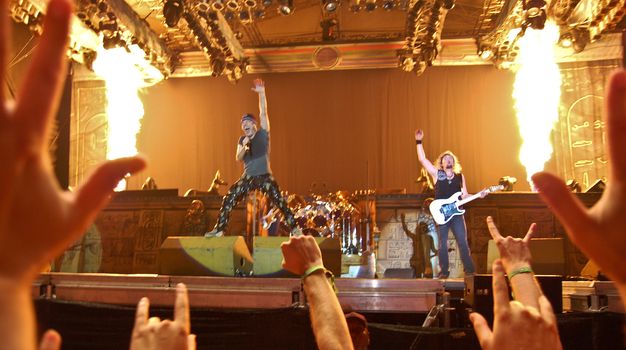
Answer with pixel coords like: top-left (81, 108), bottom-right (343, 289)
top-left (508, 266), bottom-right (533, 280)
top-left (302, 265), bottom-right (325, 280)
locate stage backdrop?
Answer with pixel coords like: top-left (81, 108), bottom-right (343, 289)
top-left (126, 66), bottom-right (535, 194)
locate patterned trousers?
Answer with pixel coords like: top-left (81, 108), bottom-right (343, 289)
top-left (212, 173), bottom-right (296, 233)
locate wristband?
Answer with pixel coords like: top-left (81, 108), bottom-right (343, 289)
top-left (508, 266), bottom-right (533, 280)
top-left (416, 140), bottom-right (422, 145)
top-left (302, 265), bottom-right (325, 279)
top-left (302, 265), bottom-right (338, 294)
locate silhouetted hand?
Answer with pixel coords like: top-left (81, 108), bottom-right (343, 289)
top-left (130, 283), bottom-right (196, 350)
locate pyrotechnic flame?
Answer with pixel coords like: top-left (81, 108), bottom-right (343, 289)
top-left (512, 21), bottom-right (561, 188)
top-left (92, 44), bottom-right (164, 191)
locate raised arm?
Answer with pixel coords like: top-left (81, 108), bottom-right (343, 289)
top-left (281, 236), bottom-right (354, 350)
top-left (252, 78), bottom-right (270, 131)
top-left (415, 129), bottom-right (438, 179)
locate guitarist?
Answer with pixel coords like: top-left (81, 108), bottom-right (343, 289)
top-left (415, 129), bottom-right (487, 278)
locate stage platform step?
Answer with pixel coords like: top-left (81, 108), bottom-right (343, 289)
top-left (33, 273), bottom-right (444, 313)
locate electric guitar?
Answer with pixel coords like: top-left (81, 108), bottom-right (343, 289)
top-left (429, 185), bottom-right (504, 225)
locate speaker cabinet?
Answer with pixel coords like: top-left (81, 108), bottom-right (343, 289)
top-left (253, 237), bottom-right (341, 277)
top-left (487, 238), bottom-right (564, 275)
top-left (465, 274), bottom-right (562, 326)
top-left (159, 236), bottom-right (253, 276)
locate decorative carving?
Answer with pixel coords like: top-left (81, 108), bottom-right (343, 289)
top-left (182, 199), bottom-right (208, 236)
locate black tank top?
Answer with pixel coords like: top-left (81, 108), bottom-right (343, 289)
top-left (434, 170), bottom-right (463, 200)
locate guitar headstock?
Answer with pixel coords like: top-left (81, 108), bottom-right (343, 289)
top-left (488, 184), bottom-right (505, 193)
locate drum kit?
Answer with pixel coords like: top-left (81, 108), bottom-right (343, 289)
top-left (267, 191), bottom-right (364, 253)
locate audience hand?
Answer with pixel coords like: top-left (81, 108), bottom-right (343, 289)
top-left (470, 260), bottom-right (562, 350)
top-left (0, 0), bottom-right (146, 284)
top-left (281, 235), bottom-right (324, 275)
top-left (532, 71), bottom-right (626, 292)
top-left (130, 283), bottom-right (196, 350)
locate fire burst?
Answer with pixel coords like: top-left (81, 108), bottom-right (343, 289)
top-left (92, 44), bottom-right (163, 190)
top-left (512, 21), bottom-right (561, 188)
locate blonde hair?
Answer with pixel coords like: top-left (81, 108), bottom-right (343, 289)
top-left (437, 150), bottom-right (462, 173)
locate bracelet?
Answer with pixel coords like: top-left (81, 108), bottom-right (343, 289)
top-left (302, 265), bottom-right (325, 279)
top-left (508, 266), bottom-right (533, 280)
top-left (302, 265), bottom-right (338, 294)
top-left (416, 140), bottom-right (423, 145)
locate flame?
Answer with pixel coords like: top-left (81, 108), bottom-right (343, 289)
top-left (92, 44), bottom-right (163, 190)
top-left (512, 21), bottom-right (562, 188)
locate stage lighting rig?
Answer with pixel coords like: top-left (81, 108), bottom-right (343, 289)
top-left (522, 0), bottom-right (546, 30)
top-left (322, 0), bottom-right (340, 12)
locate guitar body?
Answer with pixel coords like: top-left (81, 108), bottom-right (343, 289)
top-left (429, 191), bottom-right (466, 225)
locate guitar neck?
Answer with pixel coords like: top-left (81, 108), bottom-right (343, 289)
top-left (456, 192), bottom-right (482, 207)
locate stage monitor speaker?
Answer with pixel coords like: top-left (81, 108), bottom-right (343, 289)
top-left (586, 179), bottom-right (606, 193)
top-left (383, 268), bottom-right (416, 279)
top-left (487, 238), bottom-right (564, 275)
top-left (465, 274), bottom-right (562, 326)
top-left (253, 237), bottom-right (341, 277)
top-left (159, 236), bottom-right (253, 276)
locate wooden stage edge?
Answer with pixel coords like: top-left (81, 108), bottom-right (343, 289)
top-left (33, 273), bottom-right (624, 315)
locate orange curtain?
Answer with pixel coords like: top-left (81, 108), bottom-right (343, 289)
top-left (131, 66), bottom-right (533, 194)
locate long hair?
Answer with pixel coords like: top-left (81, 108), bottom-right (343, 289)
top-left (437, 150), bottom-right (462, 173)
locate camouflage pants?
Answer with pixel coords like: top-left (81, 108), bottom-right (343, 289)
top-left (212, 174), bottom-right (296, 233)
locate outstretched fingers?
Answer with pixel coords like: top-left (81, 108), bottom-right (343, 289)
top-left (486, 216), bottom-right (503, 241)
top-left (523, 223), bottom-right (536, 243)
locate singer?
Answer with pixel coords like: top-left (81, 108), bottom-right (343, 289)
top-left (205, 79), bottom-right (298, 237)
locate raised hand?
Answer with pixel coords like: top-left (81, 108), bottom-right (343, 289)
top-left (130, 283), bottom-right (196, 350)
top-left (281, 235), bottom-right (324, 275)
top-left (415, 129), bottom-right (424, 141)
top-left (252, 78), bottom-right (265, 94)
top-left (470, 260), bottom-right (562, 350)
top-left (532, 71), bottom-right (626, 291)
top-left (38, 330), bottom-right (62, 350)
top-left (0, 0), bottom-right (146, 284)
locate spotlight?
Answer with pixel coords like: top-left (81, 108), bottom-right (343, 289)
top-left (558, 32), bottom-right (573, 48)
top-left (244, 0), bottom-right (256, 7)
top-left (239, 9), bottom-right (251, 22)
top-left (278, 0), bottom-right (294, 15)
top-left (322, 0), bottom-right (339, 12)
top-left (364, 0), bottom-right (376, 11)
top-left (442, 0), bottom-right (454, 10)
top-left (479, 48), bottom-right (494, 60)
top-left (522, 0), bottom-right (546, 30)
top-left (349, 0), bottom-right (361, 12)
top-left (262, 0), bottom-right (272, 6)
top-left (163, 0), bottom-right (184, 27)
top-left (226, 0), bottom-right (240, 11)
top-left (499, 176), bottom-right (517, 191)
top-left (212, 0), bottom-right (225, 11)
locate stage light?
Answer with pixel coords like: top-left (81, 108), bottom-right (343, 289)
top-left (262, 0), bottom-right (272, 6)
top-left (382, 0), bottom-right (394, 10)
top-left (364, 0), bottom-right (376, 12)
top-left (239, 9), bottom-right (251, 22)
top-left (163, 0), bottom-right (184, 27)
top-left (442, 0), bottom-right (454, 10)
top-left (278, 0), bottom-right (294, 15)
top-left (227, 0), bottom-right (240, 11)
top-left (322, 0), bottom-right (339, 12)
top-left (212, 0), bottom-right (225, 11)
top-left (479, 48), bottom-right (494, 60)
top-left (349, 0), bottom-right (361, 12)
top-left (558, 32), bottom-right (573, 48)
top-left (522, 0), bottom-right (546, 30)
top-left (499, 176), bottom-right (517, 191)
top-left (244, 0), bottom-right (257, 7)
